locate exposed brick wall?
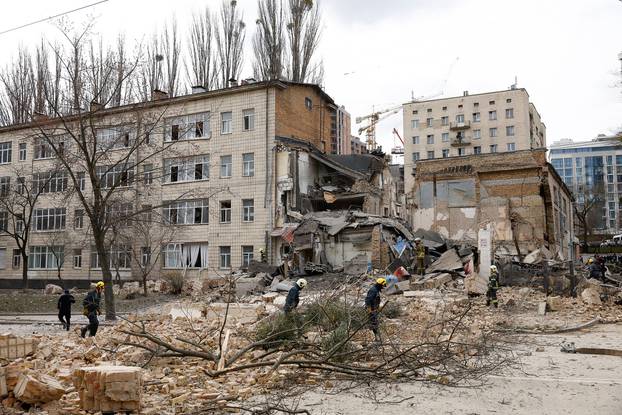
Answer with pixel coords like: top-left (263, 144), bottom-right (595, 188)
top-left (275, 85), bottom-right (332, 153)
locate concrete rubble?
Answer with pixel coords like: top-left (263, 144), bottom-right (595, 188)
top-left (73, 366), bottom-right (142, 413)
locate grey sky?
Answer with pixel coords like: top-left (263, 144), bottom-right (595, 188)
top-left (0, 0), bottom-right (620, 155)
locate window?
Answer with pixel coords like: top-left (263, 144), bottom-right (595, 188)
top-left (506, 126), bottom-right (515, 136)
top-left (0, 142), bottom-right (11, 164)
top-left (412, 110), bottom-right (418, 115)
top-left (96, 163), bottom-right (134, 188)
top-left (33, 138), bottom-right (64, 160)
top-left (440, 149), bottom-right (448, 158)
top-left (426, 108), bottom-right (432, 113)
top-left (74, 209), bottom-right (84, 229)
top-left (490, 144), bottom-right (498, 153)
top-left (489, 128), bottom-right (497, 137)
top-left (16, 177), bottom-right (24, 194)
top-left (506, 98), bottom-right (512, 103)
top-left (489, 100), bottom-right (495, 105)
top-left (427, 151), bottom-right (435, 159)
top-left (473, 102), bottom-right (479, 108)
top-left (458, 104), bottom-right (463, 109)
top-left (426, 135), bottom-right (434, 145)
top-left (165, 112), bottom-right (210, 141)
top-left (473, 129), bottom-right (481, 139)
top-left (163, 199), bottom-right (209, 225)
top-left (242, 153), bottom-right (254, 177)
top-left (472, 112), bottom-right (480, 122)
top-left (455, 114), bottom-right (465, 123)
top-left (220, 201), bottom-right (232, 223)
top-left (457, 148), bottom-right (466, 156)
top-left (442, 133), bottom-right (449, 142)
top-left (305, 97), bottom-right (313, 110)
top-left (33, 208), bottom-right (66, 231)
top-left (90, 245), bottom-right (131, 269)
top-left (0, 177), bottom-right (10, 197)
top-left (412, 136), bottom-right (420, 145)
top-left (220, 155), bottom-right (232, 178)
top-left (29, 246), bottom-right (64, 269)
top-left (412, 152), bottom-right (420, 162)
top-left (219, 246), bottom-right (231, 269)
top-left (0, 248), bottom-right (4, 269)
top-left (411, 119), bottom-right (419, 129)
top-left (441, 116), bottom-right (448, 126)
top-left (0, 211), bottom-right (7, 231)
top-left (163, 243), bottom-right (209, 269)
top-left (143, 164), bottom-right (154, 185)
top-left (242, 199), bottom-right (254, 222)
top-left (12, 249), bottom-right (20, 269)
top-left (505, 108), bottom-right (514, 119)
top-left (507, 143), bottom-right (516, 151)
top-left (442, 106), bottom-right (447, 110)
top-left (77, 172), bottom-right (86, 191)
top-left (141, 247), bottom-right (151, 267)
top-left (489, 110), bottom-right (497, 120)
top-left (242, 246), bottom-right (254, 267)
top-left (474, 146), bottom-right (481, 155)
top-left (243, 109), bottom-right (255, 131)
top-left (32, 171), bottom-right (68, 194)
top-left (426, 118), bottom-right (433, 127)
top-left (19, 143), bottom-right (26, 161)
top-left (73, 249), bottom-right (82, 268)
top-left (15, 218), bottom-right (23, 234)
top-left (221, 112), bottom-right (232, 134)
top-left (96, 127), bottom-right (135, 150)
top-left (164, 155), bottom-right (210, 183)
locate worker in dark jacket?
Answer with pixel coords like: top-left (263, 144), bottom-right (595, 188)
top-left (415, 238), bottom-right (426, 276)
top-left (365, 278), bottom-right (387, 342)
top-left (81, 281), bottom-right (104, 338)
top-left (486, 265), bottom-right (500, 308)
top-left (57, 289), bottom-right (75, 331)
top-left (284, 279), bottom-right (307, 313)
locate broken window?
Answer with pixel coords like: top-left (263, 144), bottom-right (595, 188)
top-left (417, 182), bottom-right (434, 209)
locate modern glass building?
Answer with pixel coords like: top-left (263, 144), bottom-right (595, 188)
top-left (549, 135), bottom-right (622, 235)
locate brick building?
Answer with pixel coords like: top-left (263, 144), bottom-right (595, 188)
top-left (0, 80), bottom-right (345, 287)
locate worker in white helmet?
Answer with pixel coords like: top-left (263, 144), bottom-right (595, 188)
top-left (284, 279), bottom-right (307, 313)
top-left (487, 265), bottom-right (499, 308)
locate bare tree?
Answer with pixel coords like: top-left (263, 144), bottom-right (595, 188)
top-left (575, 189), bottom-right (605, 249)
top-left (162, 18), bottom-right (182, 98)
top-left (0, 164), bottom-right (67, 289)
top-left (187, 7), bottom-right (218, 90)
top-left (137, 34), bottom-right (163, 102)
top-left (253, 0), bottom-right (286, 81)
top-left (0, 46), bottom-right (35, 125)
top-left (215, 0), bottom-right (246, 88)
top-left (285, 0), bottom-right (322, 84)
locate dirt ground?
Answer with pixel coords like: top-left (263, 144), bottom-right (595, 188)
top-left (300, 323), bottom-right (622, 415)
top-left (0, 290), bottom-right (176, 314)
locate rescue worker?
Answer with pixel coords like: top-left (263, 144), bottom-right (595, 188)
top-left (365, 278), bottom-right (387, 342)
top-left (284, 278), bottom-right (307, 313)
top-left (260, 248), bottom-right (266, 263)
top-left (486, 265), bottom-right (499, 308)
top-left (57, 289), bottom-right (75, 331)
top-left (588, 258), bottom-right (603, 280)
top-left (81, 281), bottom-right (104, 338)
top-left (415, 238), bottom-right (426, 276)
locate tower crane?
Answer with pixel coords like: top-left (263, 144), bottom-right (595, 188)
top-left (355, 104), bottom-right (401, 151)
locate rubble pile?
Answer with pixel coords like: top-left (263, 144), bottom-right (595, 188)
top-left (73, 366), bottom-right (142, 413)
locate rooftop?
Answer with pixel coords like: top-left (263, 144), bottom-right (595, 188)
top-left (403, 87), bottom-right (529, 106)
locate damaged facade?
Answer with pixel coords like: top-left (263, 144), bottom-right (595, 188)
top-left (271, 137), bottom-right (408, 270)
top-left (412, 149), bottom-right (574, 261)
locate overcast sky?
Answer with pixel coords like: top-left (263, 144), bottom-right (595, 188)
top-left (0, 0), bottom-right (620, 155)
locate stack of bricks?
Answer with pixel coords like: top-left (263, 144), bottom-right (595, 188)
top-left (13, 373), bottom-right (66, 404)
top-left (0, 333), bottom-right (38, 360)
top-left (72, 366), bottom-right (142, 413)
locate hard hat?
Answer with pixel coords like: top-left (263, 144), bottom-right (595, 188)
top-left (96, 281), bottom-right (105, 288)
top-left (297, 278), bottom-right (308, 289)
top-left (376, 277), bottom-right (387, 287)
top-left (490, 265), bottom-right (497, 273)
top-left (587, 258), bottom-right (594, 264)
top-left (414, 237), bottom-right (421, 242)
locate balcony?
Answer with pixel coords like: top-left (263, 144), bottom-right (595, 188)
top-left (450, 133), bottom-right (471, 147)
top-left (450, 120), bottom-right (471, 131)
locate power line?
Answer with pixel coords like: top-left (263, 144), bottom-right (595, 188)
top-left (0, 0), bottom-right (111, 36)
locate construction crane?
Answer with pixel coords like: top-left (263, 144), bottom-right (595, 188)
top-left (355, 104), bottom-right (401, 151)
top-left (391, 128), bottom-right (404, 155)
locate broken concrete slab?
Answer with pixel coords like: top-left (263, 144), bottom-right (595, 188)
top-left (464, 272), bottom-right (488, 295)
top-left (343, 254), bottom-right (369, 275)
top-left (43, 284), bottom-right (63, 295)
top-left (235, 276), bottom-right (265, 297)
top-left (425, 249), bottom-right (462, 274)
top-left (14, 373), bottom-right (65, 404)
top-left (0, 334), bottom-right (38, 360)
top-left (581, 287), bottom-right (602, 306)
top-left (274, 281), bottom-right (294, 292)
top-left (546, 296), bottom-right (563, 311)
top-left (411, 273), bottom-right (453, 290)
top-left (538, 302), bottom-right (547, 315)
top-left (385, 280), bottom-right (410, 296)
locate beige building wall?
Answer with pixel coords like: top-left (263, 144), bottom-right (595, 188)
top-left (403, 88), bottom-right (546, 213)
top-left (0, 81), bottom-right (336, 286)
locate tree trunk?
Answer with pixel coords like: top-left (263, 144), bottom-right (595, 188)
top-left (142, 272), bottom-right (148, 297)
top-left (93, 232), bottom-right (116, 320)
top-left (21, 253), bottom-right (28, 290)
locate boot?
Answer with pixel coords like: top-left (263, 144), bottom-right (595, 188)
top-left (80, 327), bottom-right (87, 338)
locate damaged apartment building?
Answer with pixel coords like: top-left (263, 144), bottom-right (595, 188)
top-left (0, 80), bottom-right (371, 287)
top-left (270, 137), bottom-right (409, 272)
top-left (412, 149), bottom-right (574, 262)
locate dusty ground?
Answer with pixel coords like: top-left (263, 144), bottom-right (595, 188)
top-left (0, 290), bottom-right (177, 314)
top-left (300, 323), bottom-right (622, 415)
